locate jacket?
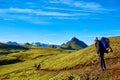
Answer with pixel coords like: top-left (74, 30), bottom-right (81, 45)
top-left (95, 40), bottom-right (104, 53)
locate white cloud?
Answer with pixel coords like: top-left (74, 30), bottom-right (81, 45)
top-left (0, 13), bottom-right (30, 20)
top-left (49, 0), bottom-right (72, 4)
top-left (32, 21), bottom-right (49, 24)
top-left (73, 2), bottom-right (102, 10)
top-left (0, 7), bottom-right (92, 22)
top-left (0, 0), bottom-right (116, 23)
top-left (0, 12), bottom-right (49, 24)
top-left (9, 8), bottom-right (33, 13)
top-left (0, 7), bottom-right (83, 23)
top-left (45, 7), bottom-right (90, 12)
top-left (45, 7), bottom-right (110, 15)
top-left (0, 8), bottom-right (76, 17)
top-left (35, 11), bottom-right (74, 16)
top-left (48, 0), bottom-right (111, 11)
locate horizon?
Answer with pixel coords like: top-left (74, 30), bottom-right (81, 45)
top-left (1, 36), bottom-right (119, 46)
top-left (0, 0), bottom-right (120, 45)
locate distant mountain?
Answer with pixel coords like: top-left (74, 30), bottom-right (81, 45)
top-left (32, 42), bottom-right (59, 47)
top-left (61, 37), bottom-right (88, 50)
top-left (24, 43), bottom-right (32, 45)
top-left (6, 41), bottom-right (58, 48)
top-left (32, 42), bottom-right (49, 47)
top-left (6, 41), bottom-right (20, 46)
top-left (0, 42), bottom-right (28, 50)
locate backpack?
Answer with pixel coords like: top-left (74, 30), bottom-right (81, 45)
top-left (101, 37), bottom-right (113, 53)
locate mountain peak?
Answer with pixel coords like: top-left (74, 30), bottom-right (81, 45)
top-left (61, 37), bottom-right (88, 50)
top-left (6, 41), bottom-right (20, 46)
top-left (71, 37), bottom-right (78, 41)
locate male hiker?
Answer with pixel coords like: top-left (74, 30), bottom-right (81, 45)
top-left (94, 37), bottom-right (106, 71)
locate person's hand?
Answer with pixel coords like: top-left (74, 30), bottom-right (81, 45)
top-left (96, 52), bottom-right (99, 54)
top-left (95, 53), bottom-right (98, 56)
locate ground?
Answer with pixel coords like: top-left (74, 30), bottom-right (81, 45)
top-left (0, 36), bottom-right (120, 80)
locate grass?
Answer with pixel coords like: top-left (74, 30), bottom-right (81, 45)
top-left (0, 36), bottom-right (120, 80)
top-left (0, 56), bottom-right (22, 65)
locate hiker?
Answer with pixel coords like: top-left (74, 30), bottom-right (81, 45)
top-left (94, 37), bottom-right (106, 71)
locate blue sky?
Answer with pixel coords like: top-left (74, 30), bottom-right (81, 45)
top-left (0, 0), bottom-right (120, 45)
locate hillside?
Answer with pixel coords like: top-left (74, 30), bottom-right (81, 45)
top-left (41, 36), bottom-right (120, 70)
top-left (61, 37), bottom-right (88, 50)
top-left (0, 42), bottom-right (29, 65)
top-left (0, 36), bottom-right (120, 80)
top-left (0, 42), bottom-right (28, 50)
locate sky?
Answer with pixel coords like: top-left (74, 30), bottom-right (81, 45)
top-left (0, 0), bottom-right (120, 45)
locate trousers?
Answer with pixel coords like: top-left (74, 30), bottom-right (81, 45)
top-left (99, 51), bottom-right (106, 70)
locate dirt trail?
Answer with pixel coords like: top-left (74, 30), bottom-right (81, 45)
top-left (39, 58), bottom-right (120, 72)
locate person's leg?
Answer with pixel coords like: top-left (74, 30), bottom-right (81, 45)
top-left (102, 53), bottom-right (106, 69)
top-left (99, 54), bottom-right (103, 70)
top-left (99, 52), bottom-right (106, 71)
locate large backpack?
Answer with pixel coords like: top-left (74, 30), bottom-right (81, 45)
top-left (101, 37), bottom-right (113, 53)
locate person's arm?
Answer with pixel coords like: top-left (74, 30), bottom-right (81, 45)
top-left (96, 41), bottom-right (100, 54)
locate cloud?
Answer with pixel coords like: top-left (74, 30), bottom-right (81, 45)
top-left (0, 8), bottom-right (76, 17)
top-left (48, 0), bottom-right (112, 12)
top-left (0, 7), bottom-right (91, 22)
top-left (45, 7), bottom-right (93, 13)
top-left (73, 2), bottom-right (102, 10)
top-left (0, 0), bottom-right (116, 23)
top-left (0, 12), bottom-right (48, 24)
top-left (32, 21), bottom-right (49, 24)
top-left (49, 0), bottom-right (71, 4)
top-left (0, 7), bottom-right (82, 23)
top-left (35, 11), bottom-right (74, 16)
top-left (0, 13), bottom-right (30, 20)
top-left (9, 8), bottom-right (33, 13)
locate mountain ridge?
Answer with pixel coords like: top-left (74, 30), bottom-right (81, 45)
top-left (61, 37), bottom-right (88, 50)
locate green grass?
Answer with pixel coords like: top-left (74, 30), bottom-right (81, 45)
top-left (0, 56), bottom-right (22, 65)
top-left (0, 47), bottom-right (73, 75)
top-left (0, 36), bottom-right (120, 80)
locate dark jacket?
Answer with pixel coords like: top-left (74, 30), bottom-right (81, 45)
top-left (95, 40), bottom-right (104, 53)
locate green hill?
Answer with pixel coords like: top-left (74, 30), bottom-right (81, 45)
top-left (0, 42), bottom-right (28, 65)
top-left (0, 36), bottom-right (120, 80)
top-left (0, 42), bottom-right (28, 50)
top-left (61, 37), bottom-right (88, 50)
top-left (41, 36), bottom-right (120, 70)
